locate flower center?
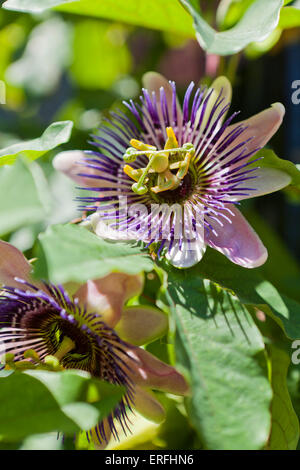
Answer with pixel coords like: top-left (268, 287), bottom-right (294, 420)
top-left (122, 127), bottom-right (195, 195)
top-left (157, 172), bottom-right (195, 204)
top-left (0, 283), bottom-right (135, 444)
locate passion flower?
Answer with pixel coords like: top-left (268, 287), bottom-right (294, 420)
top-left (0, 240), bottom-right (188, 445)
top-left (54, 73), bottom-right (291, 269)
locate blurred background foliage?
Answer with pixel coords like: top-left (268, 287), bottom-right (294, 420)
top-left (0, 1), bottom-right (299, 257)
top-left (0, 0), bottom-right (299, 450)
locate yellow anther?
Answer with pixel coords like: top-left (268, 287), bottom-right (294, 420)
top-left (123, 165), bottom-right (147, 183)
top-left (130, 139), bottom-right (156, 152)
top-left (164, 127), bottom-right (179, 150)
top-left (170, 151), bottom-right (192, 180)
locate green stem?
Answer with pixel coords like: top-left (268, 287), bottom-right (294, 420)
top-left (130, 148), bottom-right (185, 158)
top-left (226, 53), bottom-right (241, 86)
top-left (135, 153), bottom-right (157, 190)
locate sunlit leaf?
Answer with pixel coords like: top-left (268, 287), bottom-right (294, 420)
top-left (287, 367), bottom-right (300, 450)
top-left (166, 275), bottom-right (272, 450)
top-left (3, 0), bottom-right (194, 37)
top-left (0, 121), bottom-right (73, 166)
top-left (278, 6), bottom-right (300, 29)
top-left (216, 0), bottom-right (255, 29)
top-left (34, 223), bottom-right (154, 284)
top-left (2, 0), bottom-right (76, 9)
top-left (160, 246), bottom-right (300, 340)
top-left (0, 369), bottom-right (124, 441)
top-left (18, 433), bottom-right (63, 450)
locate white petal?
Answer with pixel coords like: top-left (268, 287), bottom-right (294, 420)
top-left (206, 206), bottom-right (268, 269)
top-left (223, 102), bottom-right (285, 157)
top-left (53, 150), bottom-right (106, 189)
top-left (90, 213), bottom-right (137, 241)
top-left (166, 239), bottom-right (206, 268)
top-left (232, 168), bottom-right (292, 201)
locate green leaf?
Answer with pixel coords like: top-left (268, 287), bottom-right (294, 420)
top-left (0, 369), bottom-right (124, 441)
top-left (244, 209), bottom-right (300, 302)
top-left (3, 0), bottom-right (194, 37)
top-left (160, 245), bottom-right (300, 340)
top-left (245, 28), bottom-right (282, 59)
top-left (268, 344), bottom-right (299, 449)
top-left (251, 312), bottom-right (299, 450)
top-left (180, 0), bottom-right (283, 55)
top-left (279, 6), bottom-right (300, 29)
top-left (2, 0), bottom-right (76, 9)
top-left (34, 223), bottom-right (154, 284)
top-left (71, 20), bottom-right (131, 90)
top-left (166, 275), bottom-right (272, 450)
top-left (203, 250), bottom-right (300, 340)
top-left (0, 121), bottom-right (73, 166)
top-left (0, 159), bottom-right (50, 236)
top-left (217, 0), bottom-right (255, 29)
top-left (287, 367), bottom-right (300, 450)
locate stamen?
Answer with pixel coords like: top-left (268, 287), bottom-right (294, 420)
top-left (122, 126), bottom-right (195, 195)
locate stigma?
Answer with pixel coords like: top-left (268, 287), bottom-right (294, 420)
top-left (122, 127), bottom-right (195, 195)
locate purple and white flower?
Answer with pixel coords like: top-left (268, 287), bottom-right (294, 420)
top-left (0, 240), bottom-right (188, 445)
top-left (54, 73), bottom-right (291, 269)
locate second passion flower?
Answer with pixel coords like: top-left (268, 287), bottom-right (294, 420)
top-left (54, 73), bottom-right (291, 269)
top-left (0, 241), bottom-right (188, 445)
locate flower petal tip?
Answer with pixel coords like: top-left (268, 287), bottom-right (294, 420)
top-left (134, 386), bottom-right (166, 424)
top-left (53, 150), bottom-right (87, 185)
top-left (210, 75), bottom-right (232, 104)
top-left (0, 240), bottom-right (33, 287)
top-left (142, 72), bottom-right (170, 91)
top-left (245, 245), bottom-right (268, 269)
top-left (166, 240), bottom-right (206, 269)
top-left (116, 306), bottom-right (168, 346)
top-left (271, 102), bottom-right (285, 119)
